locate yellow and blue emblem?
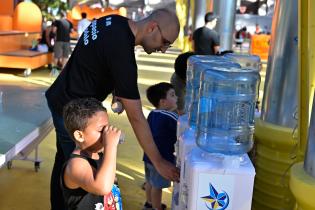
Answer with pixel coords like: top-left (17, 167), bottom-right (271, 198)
top-left (201, 183), bottom-right (229, 210)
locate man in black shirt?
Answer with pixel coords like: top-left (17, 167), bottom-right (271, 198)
top-left (192, 12), bottom-right (220, 55)
top-left (52, 12), bottom-right (74, 69)
top-left (46, 8), bottom-right (180, 210)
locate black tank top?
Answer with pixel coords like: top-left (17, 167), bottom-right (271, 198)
top-left (61, 153), bottom-right (105, 210)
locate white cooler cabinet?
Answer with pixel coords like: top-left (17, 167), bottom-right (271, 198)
top-left (184, 147), bottom-right (255, 210)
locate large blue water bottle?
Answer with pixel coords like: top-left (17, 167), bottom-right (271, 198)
top-left (185, 55), bottom-right (229, 115)
top-left (196, 66), bottom-right (260, 155)
top-left (185, 55), bottom-right (240, 126)
top-left (188, 59), bottom-right (240, 126)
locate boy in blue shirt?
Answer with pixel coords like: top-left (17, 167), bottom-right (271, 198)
top-left (143, 82), bottom-right (178, 210)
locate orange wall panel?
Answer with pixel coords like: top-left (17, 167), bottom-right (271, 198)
top-left (13, 2), bottom-right (42, 32)
top-left (250, 34), bottom-right (271, 61)
top-left (0, 15), bottom-right (13, 31)
top-left (0, 0), bottom-right (14, 15)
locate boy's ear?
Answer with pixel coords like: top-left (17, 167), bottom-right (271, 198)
top-left (159, 98), bottom-right (166, 107)
top-left (73, 130), bottom-right (84, 143)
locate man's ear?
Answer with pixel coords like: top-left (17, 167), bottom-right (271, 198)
top-left (146, 20), bottom-right (158, 33)
top-left (73, 130), bottom-right (84, 143)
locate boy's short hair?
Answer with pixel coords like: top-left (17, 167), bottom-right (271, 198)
top-left (63, 98), bottom-right (107, 140)
top-left (146, 82), bottom-right (174, 108)
top-left (174, 51), bottom-right (195, 81)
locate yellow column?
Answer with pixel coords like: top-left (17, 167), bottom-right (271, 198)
top-left (290, 163), bottom-right (315, 210)
top-left (175, 0), bottom-right (188, 51)
top-left (298, 0), bottom-right (311, 158)
top-left (290, 0), bottom-right (315, 209)
top-left (252, 120), bottom-right (297, 210)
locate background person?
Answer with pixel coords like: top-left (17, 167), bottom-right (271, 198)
top-left (234, 26), bottom-right (247, 51)
top-left (192, 12), bottom-right (220, 55)
top-left (77, 12), bottom-right (91, 39)
top-left (45, 8), bottom-right (180, 210)
top-left (143, 82), bottom-right (178, 210)
top-left (38, 21), bottom-right (56, 70)
top-left (52, 12), bottom-right (74, 70)
top-left (38, 21), bottom-right (55, 53)
top-left (170, 51), bottom-right (195, 115)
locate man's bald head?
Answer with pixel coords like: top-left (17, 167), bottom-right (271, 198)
top-left (145, 8), bottom-right (180, 43)
top-left (133, 8), bottom-right (180, 54)
top-left (148, 9), bottom-right (180, 31)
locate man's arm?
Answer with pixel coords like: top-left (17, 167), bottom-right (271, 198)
top-left (120, 97), bottom-right (179, 182)
top-left (214, 45), bottom-right (220, 54)
top-left (213, 32), bottom-right (220, 54)
top-left (45, 27), bottom-right (52, 48)
top-left (191, 39), bottom-right (195, 52)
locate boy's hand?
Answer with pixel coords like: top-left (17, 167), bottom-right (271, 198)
top-left (102, 125), bottom-right (121, 148)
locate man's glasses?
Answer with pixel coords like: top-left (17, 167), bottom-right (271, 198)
top-left (156, 24), bottom-right (172, 48)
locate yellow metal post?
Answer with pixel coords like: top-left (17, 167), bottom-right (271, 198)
top-left (290, 0), bottom-right (315, 209)
top-left (298, 0), bottom-right (310, 158)
top-left (252, 120), bottom-right (297, 210)
top-left (175, 0), bottom-right (188, 51)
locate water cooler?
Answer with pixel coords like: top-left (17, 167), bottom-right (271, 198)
top-left (173, 56), bottom-right (241, 210)
top-left (184, 148), bottom-right (255, 210)
top-left (172, 55), bottom-right (260, 210)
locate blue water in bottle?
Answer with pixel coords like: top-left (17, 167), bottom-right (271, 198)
top-left (196, 66), bottom-right (260, 155)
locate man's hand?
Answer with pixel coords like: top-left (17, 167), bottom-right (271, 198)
top-left (154, 158), bottom-right (180, 182)
top-left (120, 98), bottom-right (180, 182)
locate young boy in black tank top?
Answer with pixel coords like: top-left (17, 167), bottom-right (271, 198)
top-left (62, 98), bottom-right (122, 210)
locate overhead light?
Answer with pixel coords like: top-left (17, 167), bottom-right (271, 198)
top-left (90, 3), bottom-right (102, 8)
top-left (109, 0), bottom-right (124, 5)
top-left (148, 0), bottom-right (161, 4)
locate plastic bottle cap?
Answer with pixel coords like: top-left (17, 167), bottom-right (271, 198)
top-left (111, 101), bottom-right (123, 113)
top-left (119, 133), bottom-right (125, 144)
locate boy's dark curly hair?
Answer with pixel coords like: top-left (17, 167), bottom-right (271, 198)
top-left (63, 98), bottom-right (106, 140)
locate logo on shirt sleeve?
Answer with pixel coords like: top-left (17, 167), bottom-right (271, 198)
top-left (105, 17), bottom-right (112, 27)
top-left (83, 19), bottom-right (99, 45)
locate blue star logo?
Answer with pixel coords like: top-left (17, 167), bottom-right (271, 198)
top-left (201, 183), bottom-right (229, 210)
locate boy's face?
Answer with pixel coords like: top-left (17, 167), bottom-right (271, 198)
top-left (80, 111), bottom-right (109, 152)
top-left (161, 88), bottom-right (178, 111)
